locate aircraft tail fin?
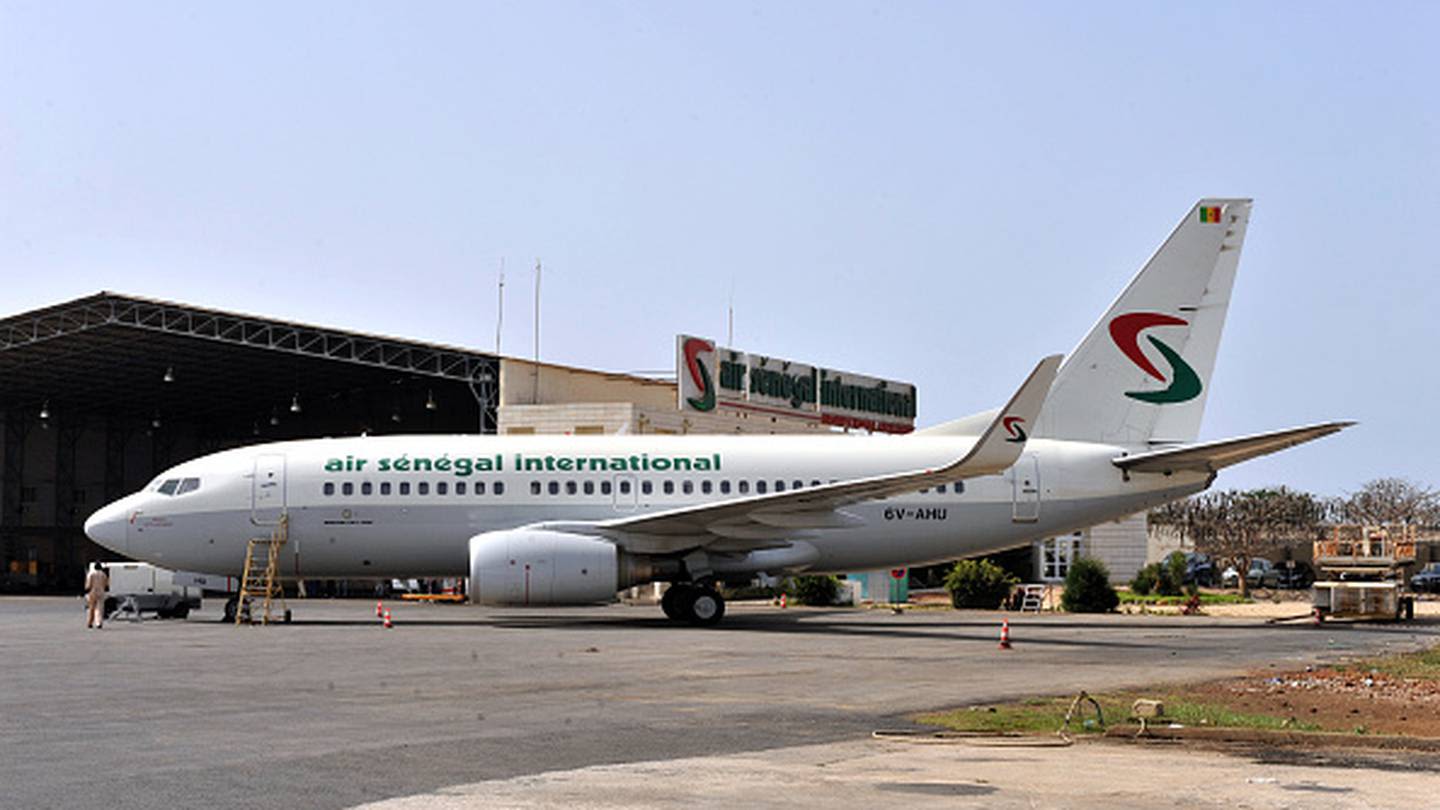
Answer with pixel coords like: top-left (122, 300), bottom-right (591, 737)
top-left (1033, 198), bottom-right (1251, 446)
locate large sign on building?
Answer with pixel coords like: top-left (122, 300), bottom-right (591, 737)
top-left (676, 335), bottom-right (916, 433)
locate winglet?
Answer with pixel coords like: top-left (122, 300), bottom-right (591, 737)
top-left (947, 354), bottom-right (1063, 477)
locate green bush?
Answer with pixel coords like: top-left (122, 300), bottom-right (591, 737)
top-left (1061, 557), bottom-right (1119, 613)
top-left (1130, 565), bottom-right (1157, 596)
top-left (944, 558), bottom-right (1018, 609)
top-left (1132, 553), bottom-right (1187, 597)
top-left (1162, 551), bottom-right (1188, 596)
top-left (788, 575), bottom-right (841, 606)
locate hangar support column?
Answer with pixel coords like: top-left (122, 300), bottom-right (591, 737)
top-left (2, 411), bottom-right (28, 583)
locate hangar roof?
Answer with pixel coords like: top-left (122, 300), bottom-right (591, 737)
top-left (0, 292), bottom-right (500, 425)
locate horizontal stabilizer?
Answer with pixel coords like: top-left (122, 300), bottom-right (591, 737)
top-left (1112, 421), bottom-right (1355, 475)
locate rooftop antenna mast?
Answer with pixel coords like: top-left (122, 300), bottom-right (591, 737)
top-left (495, 258), bottom-right (505, 355)
top-left (727, 281), bottom-right (735, 346)
top-left (533, 258), bottom-right (542, 403)
top-left (468, 259), bottom-right (505, 435)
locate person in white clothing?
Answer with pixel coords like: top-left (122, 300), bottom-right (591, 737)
top-left (85, 563), bottom-right (109, 629)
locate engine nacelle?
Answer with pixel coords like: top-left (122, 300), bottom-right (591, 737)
top-left (468, 530), bottom-right (634, 606)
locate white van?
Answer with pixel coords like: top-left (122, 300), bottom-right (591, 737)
top-left (94, 562), bottom-right (204, 619)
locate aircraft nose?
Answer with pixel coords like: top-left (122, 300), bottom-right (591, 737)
top-left (84, 500), bottom-right (130, 554)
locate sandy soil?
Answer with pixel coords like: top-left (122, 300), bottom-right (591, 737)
top-left (1186, 664), bottom-right (1440, 737)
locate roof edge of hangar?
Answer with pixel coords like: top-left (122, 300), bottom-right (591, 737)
top-left (0, 291), bottom-right (500, 384)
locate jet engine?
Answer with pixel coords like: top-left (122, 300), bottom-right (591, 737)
top-left (467, 529), bottom-right (677, 606)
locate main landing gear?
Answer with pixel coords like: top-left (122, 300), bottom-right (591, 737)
top-left (222, 595), bottom-right (291, 625)
top-left (660, 583), bottom-right (726, 627)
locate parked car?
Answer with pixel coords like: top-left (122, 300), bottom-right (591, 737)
top-left (1411, 563), bottom-right (1440, 594)
top-left (1273, 560), bottom-right (1315, 590)
top-left (1181, 552), bottom-right (1219, 587)
top-left (1221, 558), bottom-right (1280, 589)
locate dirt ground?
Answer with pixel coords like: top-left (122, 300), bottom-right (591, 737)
top-left (1185, 664), bottom-right (1440, 737)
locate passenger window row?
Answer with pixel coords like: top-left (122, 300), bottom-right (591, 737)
top-left (524, 478), bottom-right (835, 497)
top-left (322, 480), bottom-right (507, 497)
top-left (320, 478), bottom-right (963, 499)
top-left (920, 483), bottom-right (964, 494)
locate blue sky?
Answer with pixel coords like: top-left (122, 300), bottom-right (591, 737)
top-left (2, 2), bottom-right (1436, 497)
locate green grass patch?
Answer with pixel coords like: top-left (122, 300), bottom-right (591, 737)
top-left (1347, 644), bottom-right (1440, 680)
top-left (916, 692), bottom-right (1320, 736)
top-left (1117, 592), bottom-right (1250, 606)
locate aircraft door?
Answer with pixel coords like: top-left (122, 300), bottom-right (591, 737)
top-left (1010, 455), bottom-right (1040, 523)
top-left (251, 454), bottom-right (287, 525)
top-left (612, 474), bottom-right (638, 512)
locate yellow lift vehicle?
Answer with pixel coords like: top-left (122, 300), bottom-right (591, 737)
top-left (1311, 525), bottom-right (1417, 622)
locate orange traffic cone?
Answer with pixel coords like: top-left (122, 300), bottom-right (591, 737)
top-left (383, 609), bottom-right (393, 629)
top-left (998, 617), bottom-right (1012, 649)
top-left (779, 593), bottom-right (788, 609)
top-left (376, 600), bottom-right (384, 619)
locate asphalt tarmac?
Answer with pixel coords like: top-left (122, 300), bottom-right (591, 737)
top-left (4, 596), bottom-right (1436, 810)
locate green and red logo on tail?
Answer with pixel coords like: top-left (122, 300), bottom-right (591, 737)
top-left (1109, 313), bottom-right (1202, 404)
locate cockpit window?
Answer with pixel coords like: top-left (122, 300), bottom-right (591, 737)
top-left (157, 479), bottom-right (181, 495)
top-left (176, 478), bottom-right (201, 495)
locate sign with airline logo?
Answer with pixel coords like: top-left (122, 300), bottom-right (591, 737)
top-left (677, 335), bottom-right (917, 433)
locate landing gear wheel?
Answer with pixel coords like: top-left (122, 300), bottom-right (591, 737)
top-left (661, 584), bottom-right (692, 622)
top-left (685, 587), bottom-right (726, 627)
top-left (222, 597), bottom-right (238, 623)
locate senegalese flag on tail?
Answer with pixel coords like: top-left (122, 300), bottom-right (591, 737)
top-left (1198, 205), bottom-right (1223, 223)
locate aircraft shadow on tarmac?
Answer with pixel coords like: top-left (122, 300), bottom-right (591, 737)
top-left (270, 608), bottom-right (1437, 648)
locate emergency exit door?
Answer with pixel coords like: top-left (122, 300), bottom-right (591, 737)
top-left (1010, 455), bottom-right (1040, 523)
top-left (251, 454), bottom-right (287, 525)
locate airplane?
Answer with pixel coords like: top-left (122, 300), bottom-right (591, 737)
top-left (84, 199), bottom-right (1352, 625)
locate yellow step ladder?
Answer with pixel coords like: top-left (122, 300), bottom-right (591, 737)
top-left (236, 515), bottom-right (290, 625)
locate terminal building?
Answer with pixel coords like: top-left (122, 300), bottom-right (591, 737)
top-left (0, 292), bottom-right (1145, 594)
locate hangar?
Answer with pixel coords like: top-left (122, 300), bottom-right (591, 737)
top-left (0, 293), bottom-right (499, 593)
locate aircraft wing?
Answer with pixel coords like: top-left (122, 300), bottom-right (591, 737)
top-left (531, 355), bottom-right (1061, 548)
top-left (1112, 421), bottom-right (1355, 475)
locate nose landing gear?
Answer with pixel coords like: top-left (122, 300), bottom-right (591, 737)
top-left (660, 583), bottom-right (726, 627)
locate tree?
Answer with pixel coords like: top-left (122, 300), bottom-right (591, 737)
top-left (1149, 488), bottom-right (1332, 598)
top-left (1340, 478), bottom-right (1440, 527)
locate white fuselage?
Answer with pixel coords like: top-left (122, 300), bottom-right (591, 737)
top-left (85, 433), bottom-right (1209, 580)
